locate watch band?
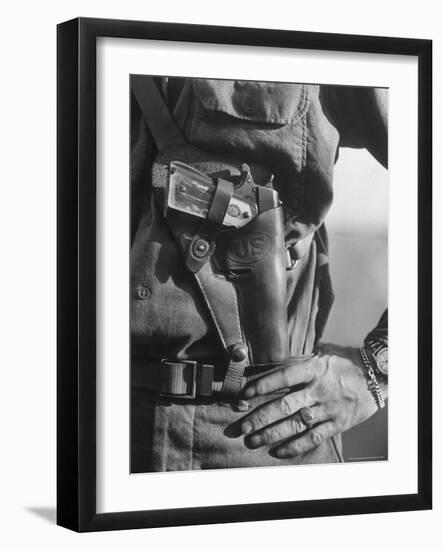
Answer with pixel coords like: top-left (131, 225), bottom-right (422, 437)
top-left (359, 347), bottom-right (385, 410)
top-left (364, 338), bottom-right (388, 379)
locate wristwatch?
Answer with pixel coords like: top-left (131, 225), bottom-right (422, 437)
top-left (364, 338), bottom-right (388, 379)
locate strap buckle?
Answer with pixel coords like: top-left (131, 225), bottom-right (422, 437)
top-left (286, 246), bottom-right (300, 270)
top-left (160, 360), bottom-right (197, 399)
top-left (159, 360), bottom-right (214, 399)
top-left (286, 233), bottom-right (315, 270)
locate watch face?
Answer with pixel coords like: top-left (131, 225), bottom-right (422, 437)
top-left (375, 349), bottom-right (388, 376)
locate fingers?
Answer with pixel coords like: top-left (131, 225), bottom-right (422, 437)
top-left (240, 388), bottom-right (311, 435)
top-left (244, 361), bottom-right (316, 399)
top-left (274, 421), bottom-right (337, 458)
top-left (246, 404), bottom-right (328, 449)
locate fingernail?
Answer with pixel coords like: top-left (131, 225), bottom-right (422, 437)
top-left (275, 448), bottom-right (289, 458)
top-left (241, 422), bottom-right (253, 435)
top-left (249, 435), bottom-right (262, 448)
top-left (244, 386), bottom-right (256, 399)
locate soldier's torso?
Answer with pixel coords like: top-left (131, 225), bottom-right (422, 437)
top-left (130, 79), bottom-right (342, 471)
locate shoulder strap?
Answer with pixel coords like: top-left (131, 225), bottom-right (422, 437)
top-left (131, 75), bottom-right (185, 151)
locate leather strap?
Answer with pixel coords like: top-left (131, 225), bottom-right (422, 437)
top-left (183, 177), bottom-right (234, 272)
top-left (194, 261), bottom-right (247, 353)
top-left (131, 75), bottom-right (185, 151)
top-left (220, 354), bottom-right (249, 397)
top-left (204, 178), bottom-right (234, 240)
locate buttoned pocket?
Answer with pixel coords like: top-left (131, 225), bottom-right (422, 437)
top-left (192, 79), bottom-right (309, 125)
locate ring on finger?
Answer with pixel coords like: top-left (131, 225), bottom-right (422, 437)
top-left (299, 406), bottom-right (316, 429)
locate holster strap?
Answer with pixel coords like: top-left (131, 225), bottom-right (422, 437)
top-left (220, 345), bottom-right (249, 398)
top-left (184, 177), bottom-right (234, 272)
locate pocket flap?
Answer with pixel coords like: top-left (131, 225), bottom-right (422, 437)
top-left (192, 79), bottom-right (309, 124)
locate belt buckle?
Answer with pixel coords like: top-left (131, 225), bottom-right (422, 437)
top-left (160, 360), bottom-right (197, 399)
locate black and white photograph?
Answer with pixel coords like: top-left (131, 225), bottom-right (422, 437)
top-left (130, 75), bottom-right (389, 473)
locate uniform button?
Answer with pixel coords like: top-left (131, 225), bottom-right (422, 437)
top-left (243, 99), bottom-right (256, 115)
top-left (231, 343), bottom-right (248, 362)
top-left (136, 286), bottom-right (151, 300)
top-left (193, 238), bottom-right (210, 258)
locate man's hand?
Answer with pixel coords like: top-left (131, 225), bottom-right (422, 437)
top-left (240, 344), bottom-right (386, 458)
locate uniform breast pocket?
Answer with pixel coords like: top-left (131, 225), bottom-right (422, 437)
top-left (191, 79), bottom-right (309, 126)
top-left (188, 79), bottom-right (312, 216)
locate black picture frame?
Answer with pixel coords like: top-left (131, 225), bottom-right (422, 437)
top-left (57, 17), bottom-right (432, 532)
